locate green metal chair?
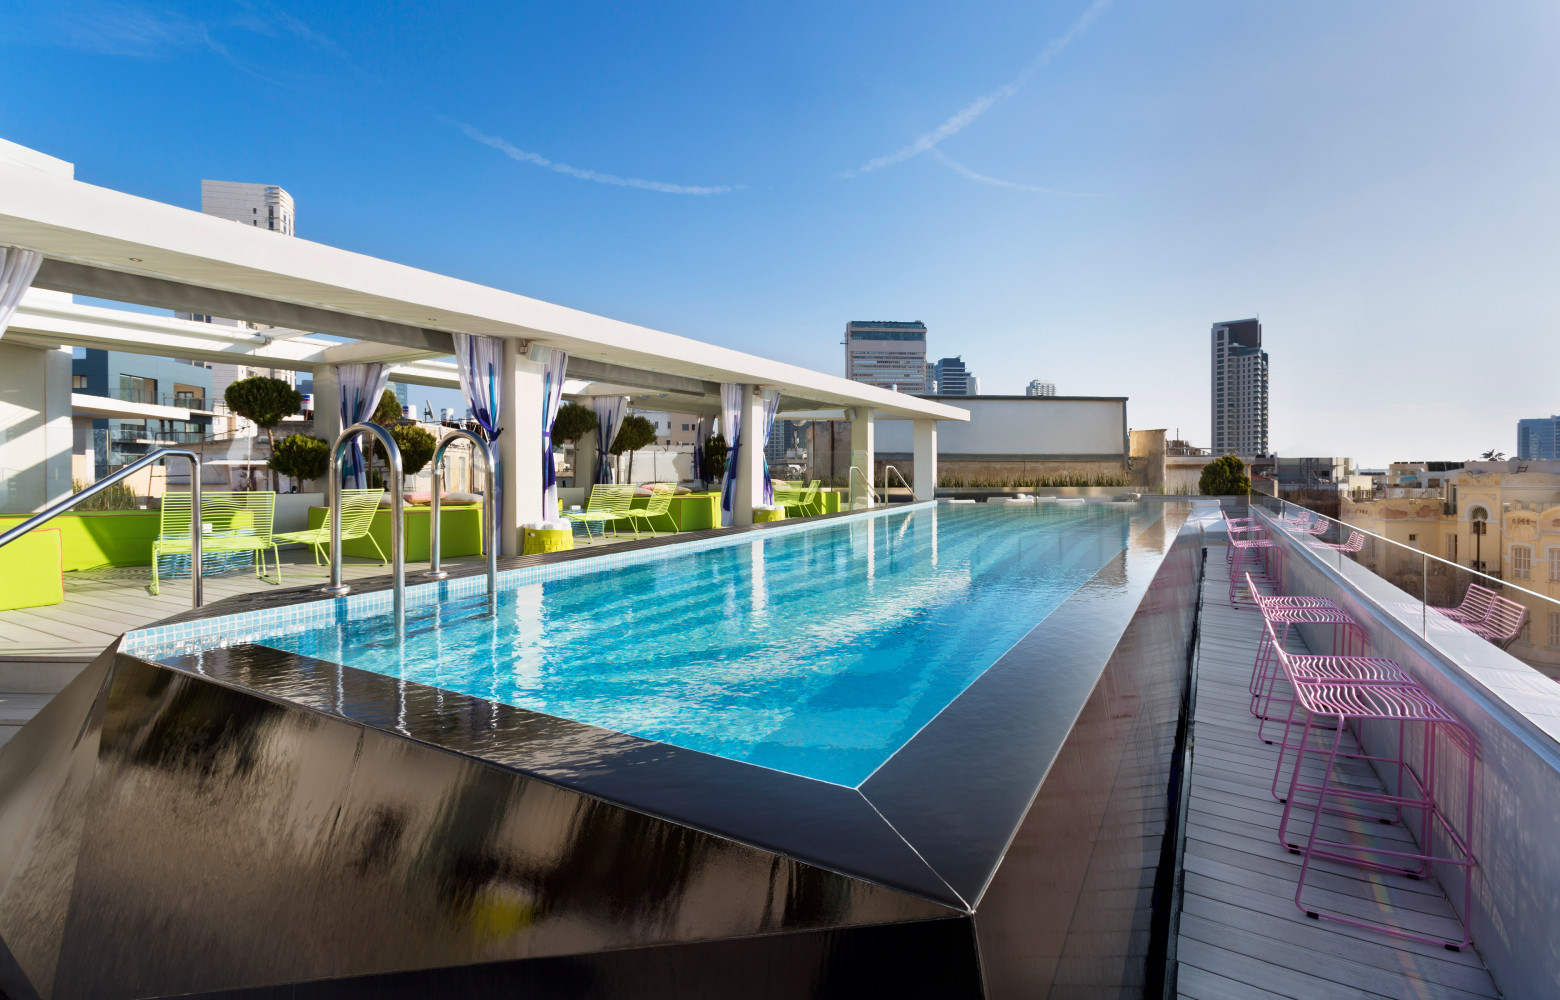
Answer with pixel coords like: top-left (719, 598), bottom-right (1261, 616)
top-left (561, 484), bottom-right (636, 543)
top-left (775, 480), bottom-right (823, 518)
top-left (273, 489), bottom-right (387, 574)
top-left (150, 491), bottom-right (279, 595)
top-left (622, 483), bottom-right (677, 538)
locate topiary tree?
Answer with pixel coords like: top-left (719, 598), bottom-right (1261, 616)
top-left (225, 375), bottom-right (303, 451)
top-left (1199, 454), bottom-right (1251, 496)
top-left (267, 433), bottom-right (330, 486)
top-left (371, 388), bottom-right (404, 427)
top-left (610, 414), bottom-right (658, 483)
top-left (704, 433), bottom-right (728, 481)
top-left (390, 423), bottom-right (437, 479)
top-left (551, 401), bottom-right (598, 445)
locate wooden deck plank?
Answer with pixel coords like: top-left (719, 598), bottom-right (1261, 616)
top-left (1175, 548), bottom-right (1497, 999)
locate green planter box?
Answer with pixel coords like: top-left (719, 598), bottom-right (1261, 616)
top-left (0, 528), bottom-right (63, 610)
top-left (0, 510), bottom-right (160, 570)
top-left (666, 493), bottom-right (720, 531)
top-left (305, 505), bottom-right (485, 562)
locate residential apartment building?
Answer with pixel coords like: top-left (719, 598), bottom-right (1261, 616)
top-left (1210, 318), bottom-right (1269, 455)
top-left (1518, 415), bottom-right (1560, 461)
top-left (71, 350), bottom-right (213, 479)
top-left (1026, 379), bottom-right (1057, 397)
top-left (1341, 459), bottom-right (1560, 674)
top-left (845, 321), bottom-right (928, 391)
top-left (930, 356), bottom-right (976, 396)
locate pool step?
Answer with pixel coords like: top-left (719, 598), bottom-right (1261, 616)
top-left (0, 653), bottom-right (99, 748)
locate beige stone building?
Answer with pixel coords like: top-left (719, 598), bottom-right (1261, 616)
top-left (1341, 460), bottom-right (1560, 674)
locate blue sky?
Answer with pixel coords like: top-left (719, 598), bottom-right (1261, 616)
top-left (4, 0), bottom-right (1558, 466)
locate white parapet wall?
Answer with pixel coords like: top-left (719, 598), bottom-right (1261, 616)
top-left (875, 395), bottom-right (1129, 482)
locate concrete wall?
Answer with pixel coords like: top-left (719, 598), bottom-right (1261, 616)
top-left (877, 396), bottom-right (1127, 463)
top-left (0, 341), bottom-right (74, 513)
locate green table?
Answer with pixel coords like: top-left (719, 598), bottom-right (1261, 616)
top-left (0, 510), bottom-right (159, 570)
top-left (306, 504), bottom-right (485, 562)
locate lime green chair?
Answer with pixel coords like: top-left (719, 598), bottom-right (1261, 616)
top-left (622, 483), bottom-right (677, 538)
top-left (151, 491), bottom-right (279, 595)
top-left (774, 480), bottom-right (822, 518)
top-left (273, 489), bottom-right (387, 572)
top-left (561, 484), bottom-right (636, 543)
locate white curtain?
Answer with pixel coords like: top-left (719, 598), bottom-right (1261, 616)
top-left (718, 383), bottom-right (743, 527)
top-left (541, 349), bottom-right (568, 520)
top-left (335, 363), bottom-right (391, 488)
top-left (0, 247), bottom-right (43, 341)
top-left (453, 333), bottom-right (505, 515)
top-left (590, 395), bottom-right (628, 484)
top-left (692, 415), bottom-right (708, 484)
top-left (759, 390), bottom-right (781, 505)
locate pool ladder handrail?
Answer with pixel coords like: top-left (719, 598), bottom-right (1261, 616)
top-left (426, 428), bottom-right (497, 598)
top-left (323, 422), bottom-right (405, 637)
top-left (0, 448), bottom-right (205, 607)
top-left (848, 465), bottom-right (879, 509)
top-left (882, 464), bottom-right (913, 504)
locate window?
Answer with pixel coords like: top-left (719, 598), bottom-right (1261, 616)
top-left (1513, 545), bottom-right (1532, 580)
top-left (72, 375), bottom-right (88, 389)
top-left (118, 374), bottom-right (156, 405)
top-left (1550, 612), bottom-right (1560, 649)
top-left (1519, 617), bottom-right (1532, 646)
top-left (1550, 548), bottom-right (1560, 582)
top-left (1447, 535), bottom-right (1458, 562)
top-left (1408, 534), bottom-right (1418, 543)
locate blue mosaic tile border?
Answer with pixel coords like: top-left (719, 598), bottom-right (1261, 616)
top-left (123, 501), bottom-right (934, 660)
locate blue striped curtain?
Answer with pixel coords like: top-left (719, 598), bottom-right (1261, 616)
top-left (453, 333), bottom-right (505, 514)
top-left (718, 383), bottom-right (743, 527)
top-left (590, 396), bottom-right (628, 484)
top-left (335, 363), bottom-right (391, 488)
top-left (541, 349), bottom-right (568, 520)
top-left (759, 390), bottom-right (781, 505)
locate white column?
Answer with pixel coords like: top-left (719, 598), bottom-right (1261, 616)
top-left (499, 339), bottom-right (546, 555)
top-left (912, 419), bottom-right (938, 502)
top-left (733, 384), bottom-right (766, 526)
top-left (849, 406), bottom-right (875, 508)
top-left (578, 424), bottom-right (599, 488)
top-left (311, 365), bottom-right (341, 444)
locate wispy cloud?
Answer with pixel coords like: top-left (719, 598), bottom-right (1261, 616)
top-left (929, 148), bottom-right (1096, 196)
top-left (455, 122), bottom-right (741, 196)
top-left (844, 0), bottom-right (1113, 178)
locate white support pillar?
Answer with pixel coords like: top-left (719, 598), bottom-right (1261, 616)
top-left (849, 406), bottom-right (875, 509)
top-left (310, 364), bottom-right (341, 446)
top-left (733, 384), bottom-right (766, 526)
top-left (578, 423), bottom-right (598, 489)
top-left (912, 419), bottom-right (938, 502)
top-left (499, 339), bottom-right (546, 556)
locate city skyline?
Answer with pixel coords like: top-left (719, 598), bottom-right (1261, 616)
top-left (3, 1), bottom-right (1557, 466)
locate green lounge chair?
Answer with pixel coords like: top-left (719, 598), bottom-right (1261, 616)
top-left (273, 489), bottom-right (387, 572)
top-left (561, 484), bottom-right (636, 543)
top-left (622, 483), bottom-right (677, 538)
top-left (151, 491), bottom-right (279, 595)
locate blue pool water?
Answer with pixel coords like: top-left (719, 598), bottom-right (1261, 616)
top-left (244, 503), bottom-right (1156, 786)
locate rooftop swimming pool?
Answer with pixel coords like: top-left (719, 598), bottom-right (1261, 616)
top-left (131, 502), bottom-right (1162, 787)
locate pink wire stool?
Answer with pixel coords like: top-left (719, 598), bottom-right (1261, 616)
top-left (1247, 574), bottom-right (1369, 735)
top-left (1293, 519), bottom-right (1330, 537)
top-left (1315, 528), bottom-right (1365, 554)
top-left (1276, 671), bottom-right (1476, 951)
top-left (1229, 536), bottom-right (1281, 607)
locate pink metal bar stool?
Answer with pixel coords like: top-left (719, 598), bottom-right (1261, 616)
top-left (1276, 671), bottom-right (1476, 951)
top-left (1247, 574), bottom-right (1368, 732)
top-left (1229, 535), bottom-right (1281, 607)
top-left (1315, 527), bottom-right (1365, 555)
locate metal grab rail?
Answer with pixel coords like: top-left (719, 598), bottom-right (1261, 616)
top-left (848, 466), bottom-right (878, 510)
top-left (0, 449), bottom-right (204, 607)
top-left (426, 429), bottom-right (497, 597)
top-left (882, 464), bottom-right (913, 504)
top-left (324, 423), bottom-right (405, 636)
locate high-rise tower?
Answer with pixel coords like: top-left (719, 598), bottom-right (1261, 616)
top-left (844, 321), bottom-right (928, 391)
top-left (1210, 318), bottom-right (1268, 455)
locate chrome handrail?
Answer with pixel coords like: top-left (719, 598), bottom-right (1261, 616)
top-left (0, 449), bottom-right (204, 607)
top-left (427, 429), bottom-right (497, 597)
top-left (848, 465), bottom-right (878, 510)
top-left (324, 423), bottom-right (405, 636)
top-left (882, 464), bottom-right (913, 504)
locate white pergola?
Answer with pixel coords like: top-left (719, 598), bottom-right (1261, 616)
top-left (0, 155), bottom-right (965, 552)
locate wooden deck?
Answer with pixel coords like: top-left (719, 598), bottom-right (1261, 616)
top-left (1176, 550), bottom-right (1500, 999)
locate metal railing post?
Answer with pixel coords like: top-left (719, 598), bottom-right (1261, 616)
top-left (0, 447), bottom-right (203, 608)
top-left (882, 464), bottom-right (913, 504)
top-left (427, 429), bottom-right (498, 597)
top-left (324, 423), bottom-right (406, 637)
